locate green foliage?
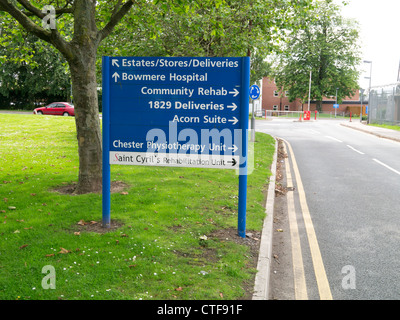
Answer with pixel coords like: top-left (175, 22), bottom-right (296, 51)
top-left (0, 31), bottom-right (70, 109)
top-left (273, 0), bottom-right (361, 109)
top-left (1, 0), bottom-right (315, 107)
top-left (0, 3), bottom-right (72, 109)
top-left (98, 0), bottom-right (314, 84)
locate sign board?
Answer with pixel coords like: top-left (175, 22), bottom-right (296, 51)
top-left (249, 84), bottom-right (260, 100)
top-left (333, 104), bottom-right (339, 109)
top-left (303, 110), bottom-right (311, 121)
top-left (104, 57), bottom-right (250, 170)
top-left (102, 56), bottom-right (250, 237)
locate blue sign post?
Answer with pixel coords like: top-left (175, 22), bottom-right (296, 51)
top-left (102, 56), bottom-right (250, 237)
top-left (333, 103), bottom-right (339, 118)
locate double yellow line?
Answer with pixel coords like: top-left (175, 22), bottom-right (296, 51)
top-left (282, 139), bottom-right (333, 300)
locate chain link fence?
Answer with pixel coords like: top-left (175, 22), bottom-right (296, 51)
top-left (369, 83), bottom-right (400, 125)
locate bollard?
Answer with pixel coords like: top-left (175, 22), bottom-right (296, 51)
top-left (350, 112), bottom-right (352, 122)
top-left (315, 110), bottom-right (317, 120)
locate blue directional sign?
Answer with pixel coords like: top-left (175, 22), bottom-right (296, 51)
top-left (333, 103), bottom-right (339, 109)
top-left (249, 84), bottom-right (260, 100)
top-left (102, 56), bottom-right (251, 237)
top-left (103, 56), bottom-right (249, 170)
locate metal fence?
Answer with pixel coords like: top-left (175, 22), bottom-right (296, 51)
top-left (369, 83), bottom-right (400, 126)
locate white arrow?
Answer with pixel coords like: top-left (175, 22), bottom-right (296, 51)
top-left (229, 88), bottom-right (239, 97)
top-left (112, 72), bottom-right (120, 82)
top-left (228, 116), bottom-right (238, 125)
top-left (228, 145), bottom-right (238, 152)
top-left (112, 59), bottom-right (120, 67)
top-left (227, 103), bottom-right (238, 111)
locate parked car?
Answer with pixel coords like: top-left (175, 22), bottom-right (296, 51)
top-left (33, 102), bottom-right (75, 116)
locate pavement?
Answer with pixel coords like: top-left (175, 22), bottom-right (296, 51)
top-left (252, 120), bottom-right (400, 300)
top-left (340, 121), bottom-right (400, 143)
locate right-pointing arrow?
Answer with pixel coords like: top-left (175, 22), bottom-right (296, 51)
top-left (228, 117), bottom-right (238, 125)
top-left (228, 145), bottom-right (238, 153)
top-left (229, 88), bottom-right (239, 97)
top-left (228, 158), bottom-right (237, 166)
top-left (227, 103), bottom-right (238, 111)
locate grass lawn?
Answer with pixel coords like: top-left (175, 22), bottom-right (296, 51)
top-left (369, 123), bottom-right (400, 131)
top-left (0, 113), bottom-right (275, 300)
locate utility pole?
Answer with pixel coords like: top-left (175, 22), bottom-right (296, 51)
top-left (308, 70), bottom-right (312, 111)
top-left (363, 60), bottom-right (372, 124)
top-left (335, 87), bottom-right (338, 118)
top-left (360, 88), bottom-right (364, 122)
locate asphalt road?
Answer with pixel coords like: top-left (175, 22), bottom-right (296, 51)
top-left (257, 118), bottom-right (400, 300)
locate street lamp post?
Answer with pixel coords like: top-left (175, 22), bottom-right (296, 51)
top-left (335, 87), bottom-right (338, 118)
top-left (307, 70), bottom-right (312, 111)
top-left (363, 60), bottom-right (372, 123)
top-left (360, 88), bottom-right (364, 122)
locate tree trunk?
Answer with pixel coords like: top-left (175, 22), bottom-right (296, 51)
top-left (316, 100), bottom-right (323, 112)
top-left (60, 0), bottom-right (102, 194)
top-left (68, 47), bottom-right (102, 194)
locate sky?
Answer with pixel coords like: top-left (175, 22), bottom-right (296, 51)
top-left (336, 0), bottom-right (400, 88)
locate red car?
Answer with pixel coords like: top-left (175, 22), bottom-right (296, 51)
top-left (33, 102), bottom-right (75, 116)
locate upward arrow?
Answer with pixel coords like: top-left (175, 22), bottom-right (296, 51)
top-left (112, 72), bottom-right (120, 82)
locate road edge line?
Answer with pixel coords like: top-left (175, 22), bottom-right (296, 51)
top-left (282, 141), bottom-right (308, 300)
top-left (252, 136), bottom-right (278, 300)
top-left (283, 138), bottom-right (333, 300)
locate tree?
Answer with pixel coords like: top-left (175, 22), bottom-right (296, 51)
top-left (99, 0), bottom-right (312, 84)
top-left (0, 0), bottom-right (137, 194)
top-left (0, 31), bottom-right (70, 109)
top-left (1, 0), bottom-right (313, 194)
top-left (273, 0), bottom-right (361, 111)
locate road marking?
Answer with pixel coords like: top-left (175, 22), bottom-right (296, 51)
top-left (346, 145), bottom-right (365, 155)
top-left (325, 135), bottom-right (343, 143)
top-left (308, 129), bottom-right (320, 134)
top-left (283, 139), bottom-right (333, 300)
top-left (282, 142), bottom-right (308, 300)
top-left (373, 159), bottom-right (400, 176)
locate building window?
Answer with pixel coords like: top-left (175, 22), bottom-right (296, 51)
top-left (273, 105), bottom-right (278, 110)
top-left (284, 105), bottom-right (290, 111)
top-left (273, 90), bottom-right (279, 97)
top-left (285, 91), bottom-right (289, 97)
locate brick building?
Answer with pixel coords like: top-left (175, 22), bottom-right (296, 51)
top-left (262, 78), bottom-right (367, 115)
